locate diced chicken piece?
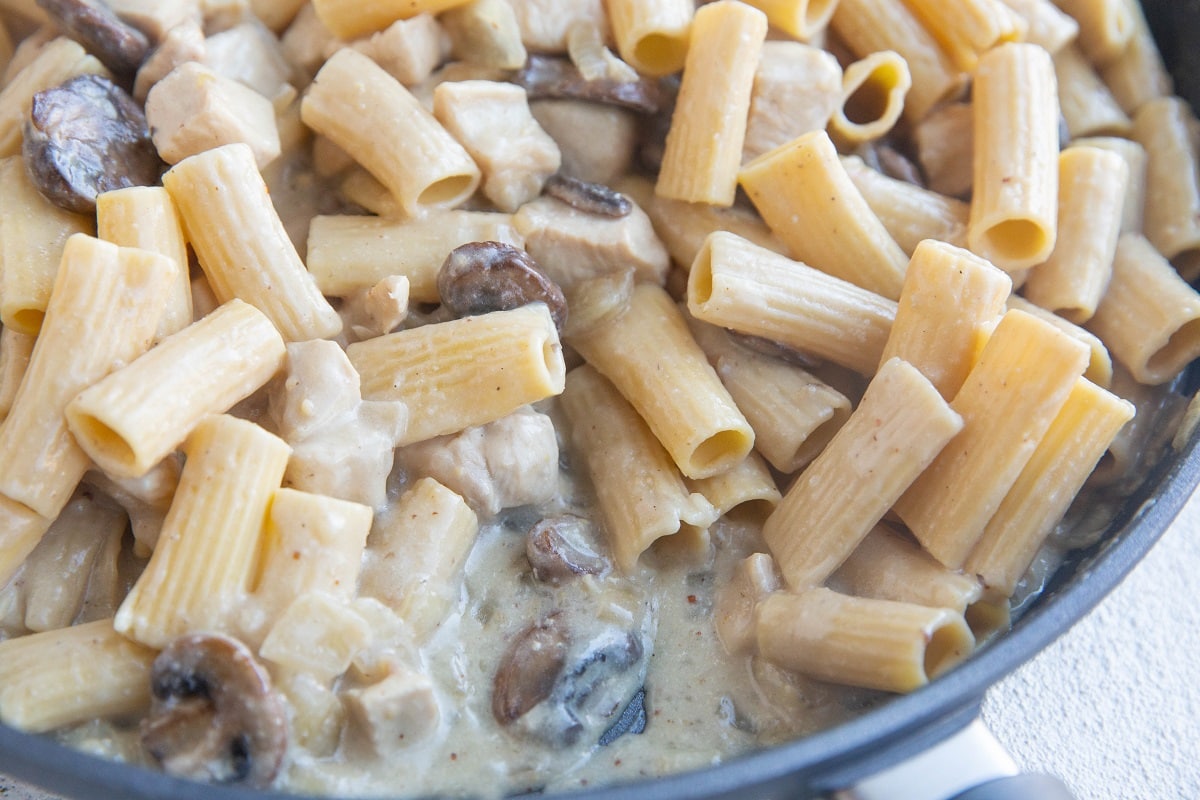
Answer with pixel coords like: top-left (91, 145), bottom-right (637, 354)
top-left (199, 0), bottom-right (252, 33)
top-left (205, 20), bottom-right (293, 99)
top-left (530, 98), bottom-right (639, 184)
top-left (433, 81), bottom-right (560, 213)
top-left (146, 61), bottom-right (281, 167)
top-left (280, 2), bottom-right (335, 83)
top-left (916, 101), bottom-right (974, 198)
top-left (347, 598), bottom-right (421, 684)
top-left (714, 553), bottom-right (781, 656)
top-left (259, 591), bottom-right (372, 682)
top-left (351, 14), bottom-right (445, 86)
top-left (108, 0), bottom-right (202, 43)
top-left (506, 0), bottom-right (609, 53)
top-left (341, 276), bottom-right (411, 341)
top-left (343, 667), bottom-right (441, 755)
top-left (743, 42), bottom-right (843, 163)
top-left (133, 19), bottom-right (206, 102)
top-left (514, 194), bottom-right (670, 290)
top-left (268, 340), bottom-right (408, 508)
top-left (359, 477), bottom-right (478, 639)
top-left (84, 457), bottom-right (180, 555)
top-left (396, 407), bottom-right (559, 517)
top-left (441, 0), bottom-right (526, 69)
top-left (275, 671), bottom-right (344, 756)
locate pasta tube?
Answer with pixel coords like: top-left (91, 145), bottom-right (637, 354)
top-left (894, 309), bottom-right (1090, 568)
top-left (162, 143), bottom-right (343, 342)
top-left (762, 357), bottom-right (962, 589)
top-left (347, 304), bottom-right (566, 446)
top-left (903, 0), bottom-right (1026, 72)
top-left (568, 283), bottom-right (754, 480)
top-left (968, 43), bottom-right (1061, 272)
top-left (311, 0), bottom-right (471, 39)
top-left (656, 1), bottom-right (767, 205)
top-left (828, 50), bottom-right (911, 146)
top-left (687, 231), bottom-right (897, 376)
top-left (1131, 98), bottom-right (1200, 265)
top-left (737, 0), bottom-right (839, 40)
top-left (756, 588), bottom-right (974, 694)
top-left (66, 299), bottom-right (287, 479)
top-left (606, 0), bottom-right (693, 76)
top-left (0, 236), bottom-right (170, 519)
top-left (740, 130), bottom-right (908, 300)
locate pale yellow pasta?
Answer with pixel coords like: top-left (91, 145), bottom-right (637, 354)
top-left (0, 237), bottom-right (170, 520)
top-left (307, 211), bottom-right (523, 302)
top-left (302, 48), bottom-right (481, 217)
top-left (996, 0), bottom-right (1080, 53)
top-left (738, 0), bottom-right (839, 40)
top-left (965, 377), bottom-right (1133, 596)
top-left (440, 0), bottom-right (528, 70)
top-left (740, 130), bottom-right (908, 300)
top-left (358, 476), bottom-right (479, 639)
top-left (894, 309), bottom-right (1090, 568)
top-left (0, 619), bottom-right (156, 733)
top-left (65, 299), bottom-right (286, 480)
top-left (880, 239), bottom-right (1012, 400)
top-left (0, 326), bottom-right (33, 424)
top-left (162, 143), bottom-right (343, 342)
top-left (686, 316), bottom-right (851, 474)
top-left (1007, 294), bottom-right (1113, 387)
top-left (96, 186), bottom-right (192, 339)
top-left (348, 304), bottom-right (565, 445)
top-left (686, 451), bottom-right (781, 520)
top-left (311, 0), bottom-right (471, 39)
top-left (0, 156), bottom-right (94, 335)
top-left (0, 493), bottom-right (50, 589)
top-left (1023, 146), bottom-right (1128, 323)
top-left (115, 414), bottom-right (291, 648)
top-left (0, 37), bottom-right (108, 157)
top-left (337, 168), bottom-right (404, 218)
top-left (756, 588), bottom-right (974, 694)
top-left (688, 231), bottom-right (897, 376)
top-left (1054, 0), bottom-right (1134, 64)
top-left (560, 364), bottom-right (718, 573)
top-left (1099, 0), bottom-right (1172, 113)
top-left (568, 283), bottom-right (754, 480)
top-left (831, 0), bottom-right (963, 122)
top-left (1131, 97), bottom-right (1200, 264)
top-left (841, 156), bottom-right (971, 256)
top-left (1054, 43), bottom-right (1131, 138)
top-left (968, 43), bottom-right (1061, 272)
top-left (762, 357), bottom-right (962, 589)
top-left (903, 0), bottom-right (1026, 71)
top-left (828, 50), bottom-right (911, 146)
top-left (656, 1), bottom-right (766, 206)
top-left (1086, 233), bottom-right (1200, 385)
top-left (1073, 135), bottom-right (1146, 234)
top-left (605, 0), bottom-right (692, 76)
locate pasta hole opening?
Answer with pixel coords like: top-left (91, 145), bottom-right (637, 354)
top-left (10, 308), bottom-right (45, 336)
top-left (981, 219), bottom-right (1048, 264)
top-left (964, 596), bottom-right (1011, 644)
top-left (923, 618), bottom-right (973, 681)
top-left (72, 414), bottom-right (137, 470)
top-left (691, 429), bottom-right (752, 475)
top-left (1145, 318), bottom-right (1200, 383)
top-left (417, 174), bottom-right (477, 208)
top-left (805, 0), bottom-right (837, 30)
top-left (541, 335), bottom-right (567, 390)
top-left (633, 34), bottom-right (689, 76)
top-left (688, 248), bottom-right (715, 306)
top-left (844, 70), bottom-right (900, 125)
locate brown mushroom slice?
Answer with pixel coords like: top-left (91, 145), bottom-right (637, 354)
top-left (141, 633), bottom-right (288, 788)
top-left (514, 55), bottom-right (667, 114)
top-left (23, 74), bottom-right (162, 214)
top-left (492, 614), bottom-right (570, 726)
top-left (543, 173), bottom-right (632, 218)
top-left (525, 514), bottom-right (610, 585)
top-left (35, 0), bottom-right (151, 78)
top-left (725, 330), bottom-right (824, 370)
top-left (437, 240), bottom-right (568, 332)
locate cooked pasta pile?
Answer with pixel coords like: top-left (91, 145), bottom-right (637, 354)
top-left (0, 0), bottom-right (1197, 796)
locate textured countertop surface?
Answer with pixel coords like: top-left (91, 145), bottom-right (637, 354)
top-left (4, 488), bottom-right (1199, 800)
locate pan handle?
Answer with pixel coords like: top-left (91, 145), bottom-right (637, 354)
top-left (829, 719), bottom-right (1074, 800)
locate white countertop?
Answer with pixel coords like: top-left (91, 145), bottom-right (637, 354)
top-left (4, 487), bottom-right (1200, 800)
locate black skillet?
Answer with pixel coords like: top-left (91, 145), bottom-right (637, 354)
top-left (2, 1), bottom-right (1199, 798)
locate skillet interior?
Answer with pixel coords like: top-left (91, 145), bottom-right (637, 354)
top-left (3, 2), bottom-right (1200, 798)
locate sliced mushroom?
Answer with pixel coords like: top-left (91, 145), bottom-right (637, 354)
top-left (726, 330), bottom-right (824, 370)
top-left (141, 633), bottom-right (288, 788)
top-left (514, 55), bottom-right (666, 114)
top-left (525, 514), bottom-right (610, 584)
top-left (35, 0), bottom-right (151, 78)
top-left (437, 241), bottom-right (568, 332)
top-left (543, 173), bottom-right (632, 218)
top-left (23, 74), bottom-right (162, 214)
top-left (492, 614), bottom-right (570, 726)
